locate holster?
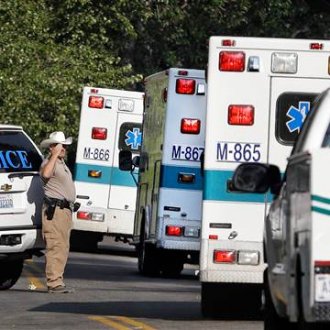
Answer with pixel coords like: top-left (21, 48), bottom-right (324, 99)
top-left (46, 203), bottom-right (56, 220)
top-left (73, 202), bottom-right (80, 212)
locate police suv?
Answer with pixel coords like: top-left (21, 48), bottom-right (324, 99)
top-left (0, 125), bottom-right (44, 289)
top-left (232, 87), bottom-right (330, 329)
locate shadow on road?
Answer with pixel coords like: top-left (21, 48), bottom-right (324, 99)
top-left (29, 300), bottom-right (263, 321)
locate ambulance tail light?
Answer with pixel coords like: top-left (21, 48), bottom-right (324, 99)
top-left (219, 51), bottom-right (245, 72)
top-left (176, 79), bottom-right (196, 94)
top-left (88, 96), bottom-right (104, 109)
top-left (77, 211), bottom-right (105, 222)
top-left (209, 234), bottom-right (218, 240)
top-left (228, 105), bottom-right (254, 125)
top-left (181, 118), bottom-right (201, 134)
top-left (213, 250), bottom-right (236, 263)
top-left (92, 127), bottom-right (107, 140)
top-left (166, 225), bottom-right (183, 236)
top-left (77, 211), bottom-right (91, 220)
top-left (271, 52), bottom-right (297, 74)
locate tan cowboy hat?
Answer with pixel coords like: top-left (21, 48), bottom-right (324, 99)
top-left (40, 131), bottom-right (73, 148)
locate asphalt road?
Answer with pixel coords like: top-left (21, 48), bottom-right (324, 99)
top-left (0, 237), bottom-right (263, 330)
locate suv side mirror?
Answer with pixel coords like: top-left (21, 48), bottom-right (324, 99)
top-left (231, 163), bottom-right (281, 194)
top-left (119, 150), bottom-right (133, 171)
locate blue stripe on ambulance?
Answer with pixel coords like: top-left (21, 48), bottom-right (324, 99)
top-left (74, 163), bottom-right (137, 187)
top-left (312, 194), bottom-right (330, 216)
top-left (203, 169), bottom-right (272, 203)
top-left (160, 164), bottom-right (203, 190)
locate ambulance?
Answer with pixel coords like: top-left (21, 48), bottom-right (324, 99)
top-left (200, 36), bottom-right (330, 317)
top-left (119, 68), bottom-right (206, 276)
top-left (72, 87), bottom-right (144, 250)
top-left (232, 88), bottom-right (330, 329)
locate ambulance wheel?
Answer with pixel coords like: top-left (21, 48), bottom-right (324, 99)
top-left (160, 251), bottom-right (184, 278)
top-left (0, 260), bottom-right (23, 290)
top-left (137, 242), bottom-right (160, 276)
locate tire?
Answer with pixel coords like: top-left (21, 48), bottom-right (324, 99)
top-left (137, 242), bottom-right (160, 276)
top-left (160, 251), bottom-right (184, 278)
top-left (0, 260), bottom-right (24, 290)
top-left (264, 273), bottom-right (293, 330)
top-left (137, 219), bottom-right (160, 276)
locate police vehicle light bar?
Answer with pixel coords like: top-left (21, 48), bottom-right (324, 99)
top-left (88, 96), bottom-right (104, 109)
top-left (176, 79), bottom-right (196, 94)
top-left (219, 51), bottom-right (245, 72)
top-left (181, 118), bottom-right (201, 134)
top-left (166, 225), bottom-right (183, 236)
top-left (228, 105), bottom-right (254, 125)
top-left (271, 52), bottom-right (297, 74)
top-left (92, 127), bottom-right (107, 140)
top-left (213, 250), bottom-right (236, 263)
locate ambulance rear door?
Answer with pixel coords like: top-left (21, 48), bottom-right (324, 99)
top-left (268, 78), bottom-right (330, 170)
top-left (107, 96), bottom-right (143, 234)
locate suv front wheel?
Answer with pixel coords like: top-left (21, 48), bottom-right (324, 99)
top-left (0, 260), bottom-right (24, 290)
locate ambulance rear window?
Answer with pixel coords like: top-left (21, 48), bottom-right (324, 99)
top-left (0, 131), bottom-right (42, 173)
top-left (118, 122), bottom-right (142, 152)
top-left (275, 92), bottom-right (318, 145)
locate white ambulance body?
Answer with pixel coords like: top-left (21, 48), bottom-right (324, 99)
top-left (72, 87), bottom-right (144, 249)
top-left (129, 68), bottom-right (206, 276)
top-left (200, 36), bottom-right (330, 316)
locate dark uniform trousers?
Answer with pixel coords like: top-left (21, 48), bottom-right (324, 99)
top-left (42, 206), bottom-right (72, 289)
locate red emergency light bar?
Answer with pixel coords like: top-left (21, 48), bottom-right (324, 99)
top-left (310, 43), bottom-right (323, 50)
top-left (181, 118), bottom-right (201, 134)
top-left (89, 96), bottom-right (104, 109)
top-left (219, 51), bottom-right (245, 72)
top-left (222, 39), bottom-right (236, 47)
top-left (176, 79), bottom-right (196, 94)
top-left (228, 105), bottom-right (254, 125)
top-left (92, 127), bottom-right (107, 140)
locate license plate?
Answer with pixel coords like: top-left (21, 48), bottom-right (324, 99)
top-left (171, 144), bottom-right (204, 161)
top-left (83, 147), bottom-right (110, 161)
top-left (315, 274), bottom-right (330, 302)
top-left (216, 141), bottom-right (261, 162)
top-left (0, 195), bottom-right (13, 208)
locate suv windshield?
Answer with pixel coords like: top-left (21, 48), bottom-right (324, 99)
top-left (0, 130), bottom-right (42, 173)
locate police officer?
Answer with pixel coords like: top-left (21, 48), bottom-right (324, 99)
top-left (40, 131), bottom-right (76, 293)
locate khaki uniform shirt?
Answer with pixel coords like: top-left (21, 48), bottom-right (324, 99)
top-left (40, 158), bottom-right (76, 202)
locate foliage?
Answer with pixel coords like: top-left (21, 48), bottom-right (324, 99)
top-left (0, 0), bottom-right (329, 152)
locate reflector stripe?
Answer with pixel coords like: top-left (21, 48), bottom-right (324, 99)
top-left (74, 163), bottom-right (137, 186)
top-left (160, 165), bottom-right (202, 190)
top-left (203, 169), bottom-right (273, 203)
top-left (312, 194), bottom-right (330, 216)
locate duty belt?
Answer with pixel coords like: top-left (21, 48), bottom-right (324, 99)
top-left (44, 196), bottom-right (74, 211)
